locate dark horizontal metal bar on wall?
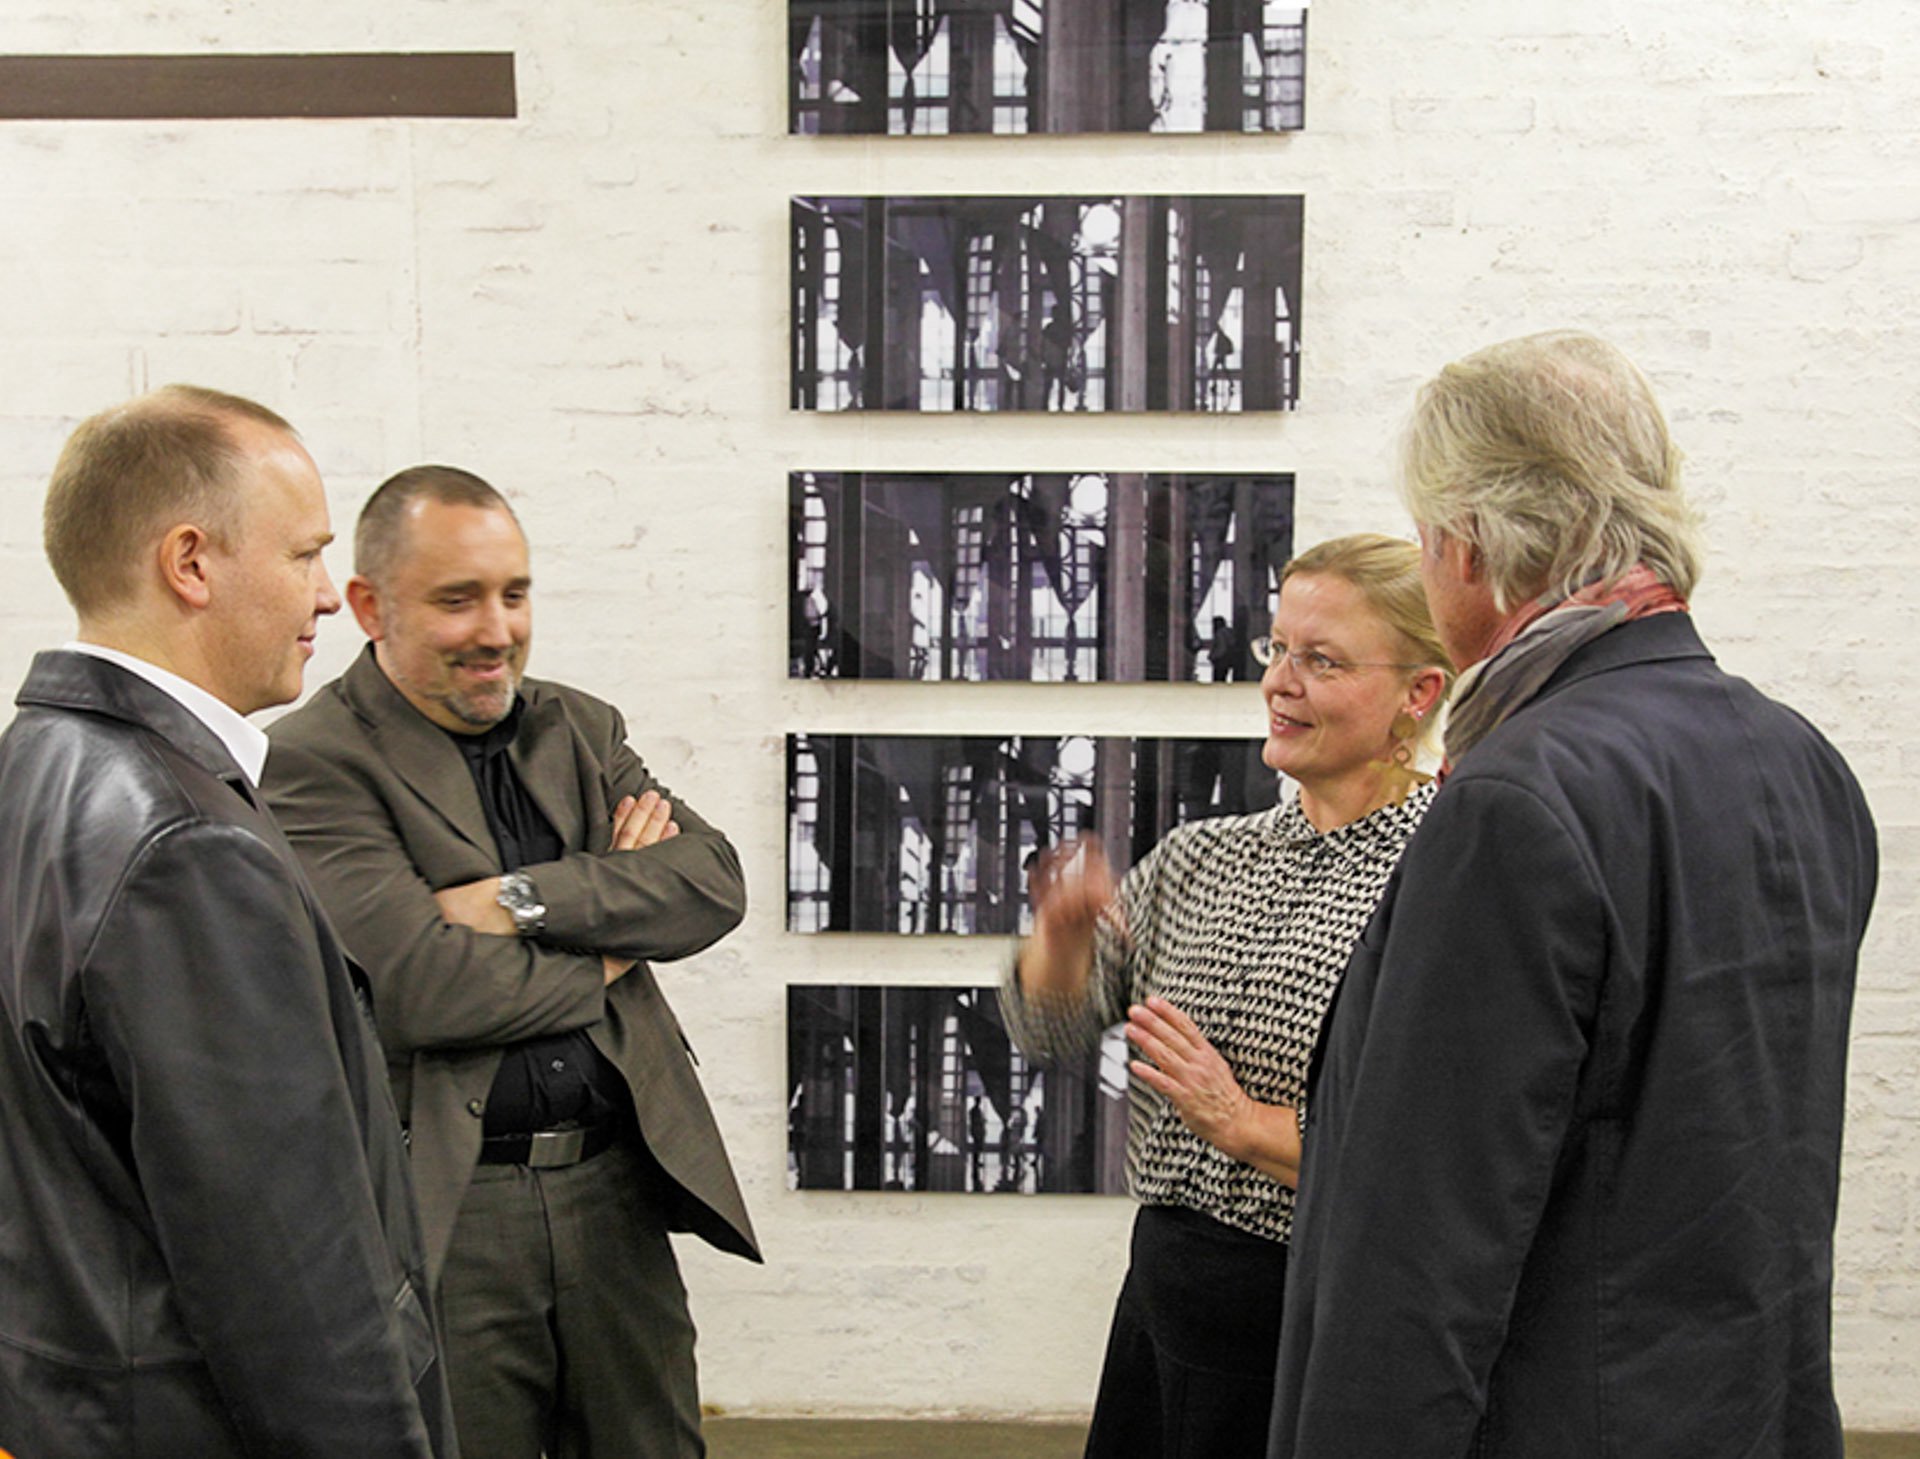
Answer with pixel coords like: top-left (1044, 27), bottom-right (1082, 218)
top-left (0, 52), bottom-right (516, 120)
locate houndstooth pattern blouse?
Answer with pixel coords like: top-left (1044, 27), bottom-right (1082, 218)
top-left (1001, 782), bottom-right (1436, 1243)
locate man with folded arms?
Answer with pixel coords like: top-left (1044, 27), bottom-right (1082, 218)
top-left (265, 465), bottom-right (757, 1459)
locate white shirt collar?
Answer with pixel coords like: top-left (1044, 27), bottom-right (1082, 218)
top-left (64, 642), bottom-right (271, 786)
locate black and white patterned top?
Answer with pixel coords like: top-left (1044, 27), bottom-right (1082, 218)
top-left (1001, 782), bottom-right (1436, 1243)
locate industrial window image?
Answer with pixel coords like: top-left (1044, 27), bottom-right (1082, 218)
top-left (787, 732), bottom-right (1279, 934)
top-left (790, 470), bottom-right (1294, 682)
top-left (792, 194), bottom-right (1303, 412)
top-left (788, 984), bottom-right (1129, 1194)
top-left (789, 0), bottom-right (1308, 136)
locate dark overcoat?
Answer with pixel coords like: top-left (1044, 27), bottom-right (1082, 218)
top-left (1271, 614), bottom-right (1878, 1459)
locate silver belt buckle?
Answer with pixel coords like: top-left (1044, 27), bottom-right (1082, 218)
top-left (525, 1127), bottom-right (587, 1169)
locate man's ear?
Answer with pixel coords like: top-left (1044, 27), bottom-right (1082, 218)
top-left (345, 576), bottom-right (385, 640)
top-left (157, 524), bottom-right (215, 609)
top-left (1446, 532), bottom-right (1485, 587)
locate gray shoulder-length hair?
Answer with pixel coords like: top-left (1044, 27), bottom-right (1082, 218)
top-left (1398, 330), bottom-right (1704, 612)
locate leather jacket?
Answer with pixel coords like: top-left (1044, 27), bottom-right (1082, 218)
top-left (0, 651), bottom-right (457, 1458)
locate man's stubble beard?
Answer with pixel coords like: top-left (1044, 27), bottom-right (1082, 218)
top-left (438, 652), bottom-right (521, 730)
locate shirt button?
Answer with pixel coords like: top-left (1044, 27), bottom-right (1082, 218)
top-left (467, 1099), bottom-right (485, 1117)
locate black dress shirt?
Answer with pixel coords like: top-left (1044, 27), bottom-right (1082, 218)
top-left (450, 701), bottom-right (627, 1137)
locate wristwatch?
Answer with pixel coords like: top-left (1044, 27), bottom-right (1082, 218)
top-left (494, 871), bottom-right (547, 938)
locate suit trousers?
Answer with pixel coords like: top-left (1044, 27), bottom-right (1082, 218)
top-left (1083, 1203), bottom-right (1288, 1459)
top-left (438, 1137), bottom-right (704, 1459)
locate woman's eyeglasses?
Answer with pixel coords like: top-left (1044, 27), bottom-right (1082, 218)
top-left (1251, 637), bottom-right (1421, 681)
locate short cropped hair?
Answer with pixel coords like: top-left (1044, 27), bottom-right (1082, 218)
top-left (354, 465), bottom-right (518, 586)
top-left (1399, 331), bottom-right (1703, 612)
top-left (43, 385), bottom-right (294, 617)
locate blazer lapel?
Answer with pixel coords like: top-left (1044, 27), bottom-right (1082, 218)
top-left (509, 690), bottom-right (588, 852)
top-left (340, 648), bottom-right (498, 861)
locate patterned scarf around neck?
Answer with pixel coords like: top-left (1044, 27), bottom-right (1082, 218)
top-left (1441, 564), bottom-right (1688, 774)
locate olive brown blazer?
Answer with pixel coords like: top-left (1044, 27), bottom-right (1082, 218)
top-left (263, 648), bottom-right (759, 1284)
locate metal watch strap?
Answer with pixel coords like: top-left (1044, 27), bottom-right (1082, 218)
top-left (495, 870), bottom-right (547, 938)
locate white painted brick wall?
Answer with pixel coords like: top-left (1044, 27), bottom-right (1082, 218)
top-left (0, 0), bottom-right (1914, 1426)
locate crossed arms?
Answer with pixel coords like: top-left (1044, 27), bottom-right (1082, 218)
top-left (263, 700), bottom-right (745, 1056)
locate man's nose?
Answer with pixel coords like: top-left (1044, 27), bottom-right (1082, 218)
top-left (315, 563), bottom-right (342, 617)
top-left (475, 597), bottom-right (514, 645)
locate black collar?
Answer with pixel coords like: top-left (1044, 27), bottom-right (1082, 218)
top-left (447, 694), bottom-right (528, 764)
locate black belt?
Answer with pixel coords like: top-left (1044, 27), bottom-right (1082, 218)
top-left (478, 1120), bottom-right (620, 1169)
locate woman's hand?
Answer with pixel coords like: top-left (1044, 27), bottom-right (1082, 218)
top-left (1125, 997), bottom-right (1251, 1148)
top-left (1016, 838), bottom-right (1119, 1002)
top-left (1125, 996), bottom-right (1302, 1187)
top-left (1029, 838), bottom-right (1117, 941)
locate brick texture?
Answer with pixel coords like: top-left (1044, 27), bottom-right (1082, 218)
top-left (0, 0), bottom-right (1913, 1426)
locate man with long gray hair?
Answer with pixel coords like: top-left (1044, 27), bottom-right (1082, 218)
top-left (1269, 332), bottom-right (1877, 1458)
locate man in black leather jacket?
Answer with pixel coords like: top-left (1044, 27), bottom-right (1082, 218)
top-left (0, 386), bottom-right (457, 1458)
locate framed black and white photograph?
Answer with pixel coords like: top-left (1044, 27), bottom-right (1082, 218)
top-left (791, 470), bottom-right (1294, 682)
top-left (788, 984), bottom-right (1129, 1194)
top-left (791, 194), bottom-right (1303, 412)
top-left (787, 733), bottom-right (1279, 934)
top-left (789, 1), bottom-right (1308, 136)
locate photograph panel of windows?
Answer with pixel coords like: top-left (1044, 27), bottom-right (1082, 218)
top-left (789, 0), bottom-right (1308, 136)
top-left (788, 984), bottom-right (1128, 1194)
top-left (787, 732), bottom-right (1279, 934)
top-left (791, 470), bottom-right (1294, 682)
top-left (791, 194), bottom-right (1303, 412)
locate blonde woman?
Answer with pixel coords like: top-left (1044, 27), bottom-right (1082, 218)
top-left (1003, 534), bottom-right (1453, 1459)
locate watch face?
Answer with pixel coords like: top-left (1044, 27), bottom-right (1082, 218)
top-left (497, 875), bottom-right (545, 934)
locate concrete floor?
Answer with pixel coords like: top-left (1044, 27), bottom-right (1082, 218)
top-left (705, 1419), bottom-right (1085, 1458)
top-left (704, 1420), bottom-right (1920, 1458)
top-left (1853, 1439), bottom-right (1920, 1459)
